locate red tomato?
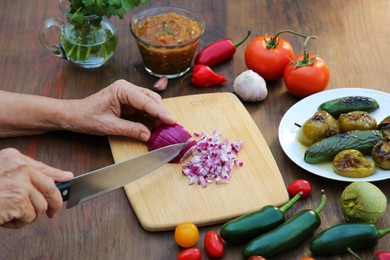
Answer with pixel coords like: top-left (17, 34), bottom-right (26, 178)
top-left (248, 256), bottom-right (267, 260)
top-left (299, 258), bottom-right (316, 260)
top-left (204, 231), bottom-right (224, 258)
top-left (284, 53), bottom-right (330, 98)
top-left (287, 179), bottom-right (312, 198)
top-left (245, 35), bottom-right (294, 81)
top-left (177, 248), bottom-right (201, 260)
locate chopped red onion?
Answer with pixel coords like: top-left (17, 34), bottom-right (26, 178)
top-left (182, 130), bottom-right (244, 188)
top-left (147, 124), bottom-right (196, 163)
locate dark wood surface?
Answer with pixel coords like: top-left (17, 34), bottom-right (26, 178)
top-left (1, 0), bottom-right (389, 259)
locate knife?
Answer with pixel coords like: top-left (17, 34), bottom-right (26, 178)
top-left (56, 143), bottom-right (186, 208)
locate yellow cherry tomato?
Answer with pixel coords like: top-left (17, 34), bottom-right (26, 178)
top-left (174, 222), bottom-right (199, 248)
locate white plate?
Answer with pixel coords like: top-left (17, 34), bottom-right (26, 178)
top-left (278, 88), bottom-right (390, 182)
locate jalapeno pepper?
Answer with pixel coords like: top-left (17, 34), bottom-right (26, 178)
top-left (191, 64), bottom-right (227, 88)
top-left (304, 130), bottom-right (383, 163)
top-left (220, 192), bottom-right (303, 244)
top-left (309, 223), bottom-right (390, 255)
top-left (195, 31), bottom-right (251, 67)
top-left (242, 191), bottom-right (327, 259)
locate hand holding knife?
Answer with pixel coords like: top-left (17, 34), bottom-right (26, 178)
top-left (56, 143), bottom-right (186, 208)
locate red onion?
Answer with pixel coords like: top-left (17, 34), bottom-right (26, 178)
top-left (147, 124), bottom-right (196, 163)
top-left (182, 130), bottom-right (244, 188)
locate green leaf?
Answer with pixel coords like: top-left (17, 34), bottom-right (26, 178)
top-left (81, 0), bottom-right (95, 7)
top-left (70, 12), bottom-right (84, 25)
top-left (66, 0), bottom-right (148, 18)
top-left (108, 0), bottom-right (121, 8)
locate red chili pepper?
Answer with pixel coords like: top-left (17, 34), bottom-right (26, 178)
top-left (287, 179), bottom-right (312, 198)
top-left (177, 248), bottom-right (201, 260)
top-left (195, 31), bottom-right (251, 67)
top-left (376, 252), bottom-right (390, 260)
top-left (204, 231), bottom-right (224, 258)
top-left (191, 65), bottom-right (227, 88)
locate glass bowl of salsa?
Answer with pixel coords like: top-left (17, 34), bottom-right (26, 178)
top-left (130, 7), bottom-right (205, 79)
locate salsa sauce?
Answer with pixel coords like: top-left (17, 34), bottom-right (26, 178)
top-left (131, 11), bottom-right (204, 77)
top-left (132, 12), bottom-right (202, 45)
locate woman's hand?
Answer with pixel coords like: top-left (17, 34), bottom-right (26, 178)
top-left (0, 148), bottom-right (73, 228)
top-left (0, 80), bottom-right (176, 140)
top-left (65, 80), bottom-right (177, 141)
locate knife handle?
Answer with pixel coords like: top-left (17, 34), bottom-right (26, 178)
top-left (56, 182), bottom-right (71, 202)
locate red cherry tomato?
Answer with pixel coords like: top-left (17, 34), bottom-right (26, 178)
top-left (204, 231), bottom-right (224, 258)
top-left (287, 179), bottom-right (312, 198)
top-left (248, 256), bottom-right (267, 260)
top-left (245, 35), bottom-right (294, 81)
top-left (177, 248), bottom-right (201, 260)
top-left (284, 53), bottom-right (330, 98)
top-left (375, 251), bottom-right (390, 260)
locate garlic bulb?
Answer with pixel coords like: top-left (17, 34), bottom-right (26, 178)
top-left (233, 70), bottom-right (268, 102)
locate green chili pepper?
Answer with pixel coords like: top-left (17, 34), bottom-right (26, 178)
top-left (310, 223), bottom-right (390, 255)
top-left (304, 130), bottom-right (383, 163)
top-left (318, 96), bottom-right (380, 117)
top-left (242, 191), bottom-right (327, 259)
top-left (220, 192), bottom-right (303, 244)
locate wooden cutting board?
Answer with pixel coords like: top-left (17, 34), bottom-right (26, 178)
top-left (109, 93), bottom-right (288, 231)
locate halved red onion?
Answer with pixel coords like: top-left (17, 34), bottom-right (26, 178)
top-left (182, 130), bottom-right (244, 188)
top-left (147, 123), bottom-right (196, 163)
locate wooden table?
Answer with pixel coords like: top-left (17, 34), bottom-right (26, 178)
top-left (1, 0), bottom-right (389, 259)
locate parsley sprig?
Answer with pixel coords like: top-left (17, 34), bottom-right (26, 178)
top-left (67, 0), bottom-right (148, 24)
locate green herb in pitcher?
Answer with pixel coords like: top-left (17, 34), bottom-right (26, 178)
top-left (40, 0), bottom-right (147, 69)
top-left (58, 18), bottom-right (118, 68)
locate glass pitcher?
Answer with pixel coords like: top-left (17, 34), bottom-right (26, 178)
top-left (39, 0), bottom-right (118, 69)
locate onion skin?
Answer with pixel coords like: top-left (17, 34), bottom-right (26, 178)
top-left (147, 124), bottom-right (195, 163)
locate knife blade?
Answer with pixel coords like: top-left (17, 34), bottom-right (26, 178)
top-left (56, 143), bottom-right (186, 208)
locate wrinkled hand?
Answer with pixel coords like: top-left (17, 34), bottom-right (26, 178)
top-left (0, 148), bottom-right (73, 229)
top-left (68, 80), bottom-right (177, 141)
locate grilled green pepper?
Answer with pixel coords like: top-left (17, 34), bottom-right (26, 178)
top-left (372, 135), bottom-right (390, 169)
top-left (242, 192), bottom-right (327, 259)
top-left (297, 111), bottom-right (340, 146)
top-left (304, 130), bottom-right (383, 163)
top-left (318, 96), bottom-right (379, 117)
top-left (310, 223), bottom-right (390, 255)
top-left (220, 192), bottom-right (302, 244)
top-left (338, 111), bottom-right (377, 132)
top-left (333, 149), bottom-right (376, 178)
top-left (377, 116), bottom-right (390, 137)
